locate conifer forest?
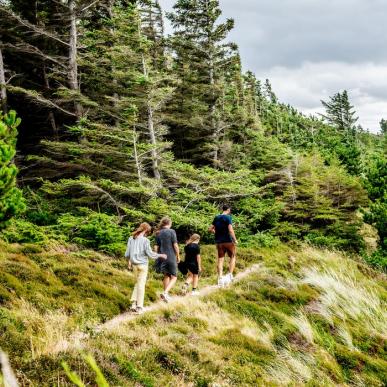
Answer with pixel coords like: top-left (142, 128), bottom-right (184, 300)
top-left (0, 1), bottom-right (386, 386)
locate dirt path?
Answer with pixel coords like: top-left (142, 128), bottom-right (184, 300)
top-left (54, 264), bottom-right (261, 353)
top-left (98, 263), bottom-right (261, 332)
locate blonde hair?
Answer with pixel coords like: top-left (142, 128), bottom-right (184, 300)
top-left (186, 233), bottom-right (200, 245)
top-left (156, 216), bottom-right (172, 234)
top-left (132, 222), bottom-right (152, 239)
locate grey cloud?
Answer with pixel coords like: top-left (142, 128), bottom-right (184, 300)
top-left (159, 0), bottom-right (387, 132)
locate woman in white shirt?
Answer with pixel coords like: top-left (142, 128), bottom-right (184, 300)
top-left (125, 222), bottom-right (167, 314)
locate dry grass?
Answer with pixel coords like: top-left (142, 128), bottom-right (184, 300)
top-left (1, 243), bottom-right (386, 386)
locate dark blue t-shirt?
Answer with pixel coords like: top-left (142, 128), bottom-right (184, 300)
top-left (212, 214), bottom-right (232, 243)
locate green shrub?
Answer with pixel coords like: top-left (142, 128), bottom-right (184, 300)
top-left (57, 210), bottom-right (127, 254)
top-left (246, 232), bottom-right (280, 248)
top-left (1, 219), bottom-right (48, 244)
top-left (364, 249), bottom-right (387, 272)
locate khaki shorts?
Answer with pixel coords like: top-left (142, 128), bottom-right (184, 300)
top-left (216, 242), bottom-right (236, 259)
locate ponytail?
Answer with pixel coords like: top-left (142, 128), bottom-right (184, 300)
top-left (186, 233), bottom-right (200, 245)
top-left (155, 216), bottom-right (172, 235)
top-left (132, 222), bottom-right (152, 239)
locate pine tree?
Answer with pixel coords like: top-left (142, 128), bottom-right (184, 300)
top-left (0, 110), bottom-right (25, 227)
top-left (321, 90), bottom-right (358, 134)
top-left (380, 119), bottom-right (387, 136)
top-left (167, 0), bottom-right (236, 166)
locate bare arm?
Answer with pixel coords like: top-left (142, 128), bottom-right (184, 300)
top-left (173, 242), bottom-right (180, 262)
top-left (145, 239), bottom-right (166, 260)
top-left (228, 224), bottom-right (238, 244)
top-left (197, 254), bottom-right (202, 272)
top-left (208, 224), bottom-right (215, 234)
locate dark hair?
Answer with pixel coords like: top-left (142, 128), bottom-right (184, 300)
top-left (155, 216), bottom-right (172, 234)
top-left (222, 204), bottom-right (231, 212)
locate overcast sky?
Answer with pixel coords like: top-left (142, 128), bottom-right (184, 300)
top-left (160, 0), bottom-right (387, 133)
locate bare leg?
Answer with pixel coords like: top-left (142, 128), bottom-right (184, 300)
top-left (217, 257), bottom-right (224, 278)
top-left (186, 273), bottom-right (193, 285)
top-left (229, 254), bottom-right (236, 274)
top-left (192, 274), bottom-right (199, 288)
top-left (164, 275), bottom-right (177, 293)
top-left (163, 275), bottom-right (170, 291)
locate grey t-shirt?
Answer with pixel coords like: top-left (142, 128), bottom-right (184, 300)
top-left (156, 228), bottom-right (178, 276)
top-left (156, 228), bottom-right (177, 259)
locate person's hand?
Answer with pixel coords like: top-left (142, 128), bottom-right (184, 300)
top-left (127, 261), bottom-right (133, 271)
top-left (159, 254), bottom-right (168, 260)
top-left (176, 256), bottom-right (181, 263)
top-left (233, 239), bottom-right (239, 245)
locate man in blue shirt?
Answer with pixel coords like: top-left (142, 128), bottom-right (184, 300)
top-left (209, 205), bottom-right (238, 287)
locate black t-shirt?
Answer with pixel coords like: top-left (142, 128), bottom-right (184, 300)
top-left (212, 214), bottom-right (233, 243)
top-left (184, 243), bottom-right (200, 264)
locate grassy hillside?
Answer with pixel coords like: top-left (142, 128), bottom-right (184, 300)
top-left (0, 242), bottom-right (386, 386)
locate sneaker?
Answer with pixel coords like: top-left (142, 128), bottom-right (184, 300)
top-left (130, 302), bottom-right (137, 312)
top-left (217, 276), bottom-right (225, 288)
top-left (227, 273), bottom-right (234, 283)
top-left (180, 283), bottom-right (189, 295)
top-left (161, 292), bottom-right (171, 303)
top-left (135, 306), bottom-right (144, 315)
top-left (191, 290), bottom-right (199, 296)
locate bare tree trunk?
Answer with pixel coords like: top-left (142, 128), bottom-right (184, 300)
top-left (133, 125), bottom-right (142, 184)
top-left (147, 102), bottom-right (161, 180)
top-left (43, 63), bottom-right (58, 139)
top-left (68, 0), bottom-right (82, 119)
top-left (141, 51), bottom-right (161, 180)
top-left (0, 48), bottom-right (8, 114)
top-left (209, 56), bottom-right (219, 167)
top-left (107, 0), bottom-right (120, 127)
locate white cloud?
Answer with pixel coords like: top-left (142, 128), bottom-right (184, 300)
top-left (263, 61), bottom-right (387, 132)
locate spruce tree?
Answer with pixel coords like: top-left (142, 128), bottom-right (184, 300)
top-left (167, 0), bottom-right (236, 166)
top-left (321, 90), bottom-right (358, 134)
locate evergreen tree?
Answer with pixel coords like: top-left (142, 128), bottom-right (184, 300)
top-left (380, 118), bottom-right (387, 136)
top-left (0, 110), bottom-right (25, 227)
top-left (167, 0), bottom-right (236, 166)
top-left (320, 91), bottom-right (361, 174)
top-left (321, 90), bottom-right (358, 134)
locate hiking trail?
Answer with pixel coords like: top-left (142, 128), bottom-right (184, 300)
top-left (53, 263), bottom-right (262, 354)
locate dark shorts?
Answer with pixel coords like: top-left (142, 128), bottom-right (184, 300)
top-left (216, 242), bottom-right (236, 259)
top-left (178, 261), bottom-right (200, 275)
top-left (155, 258), bottom-right (177, 277)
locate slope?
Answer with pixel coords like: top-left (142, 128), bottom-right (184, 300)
top-left (1, 243), bottom-right (385, 386)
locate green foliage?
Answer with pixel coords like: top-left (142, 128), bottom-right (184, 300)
top-left (0, 111), bottom-right (25, 228)
top-left (57, 209), bottom-right (126, 255)
top-left (277, 155), bottom-right (367, 251)
top-left (1, 218), bottom-right (49, 244)
top-left (364, 249), bottom-right (387, 273)
top-left (363, 154), bottom-right (387, 263)
top-left (63, 354), bottom-right (109, 387)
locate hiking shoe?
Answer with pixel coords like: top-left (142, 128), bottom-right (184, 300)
top-left (130, 302), bottom-right (137, 312)
top-left (191, 290), bottom-right (199, 296)
top-left (226, 273), bottom-right (234, 284)
top-left (135, 306), bottom-right (144, 315)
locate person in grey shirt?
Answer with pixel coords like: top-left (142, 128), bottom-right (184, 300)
top-left (125, 222), bottom-right (167, 314)
top-left (155, 217), bottom-right (180, 303)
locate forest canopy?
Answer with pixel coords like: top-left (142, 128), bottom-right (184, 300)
top-left (0, 0), bottom-right (385, 270)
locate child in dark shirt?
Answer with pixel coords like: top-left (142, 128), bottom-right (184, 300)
top-left (178, 234), bottom-right (202, 296)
